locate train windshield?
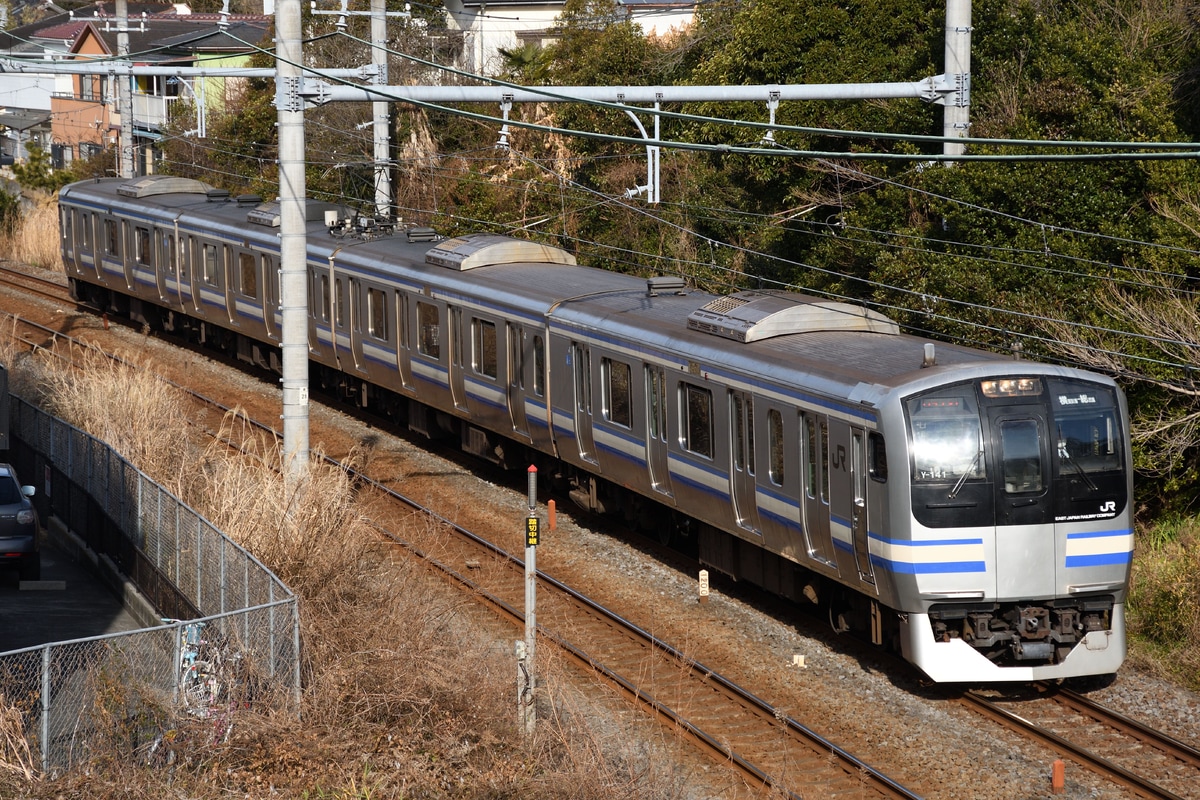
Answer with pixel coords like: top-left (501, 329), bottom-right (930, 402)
top-left (907, 390), bottom-right (985, 484)
top-left (1047, 378), bottom-right (1123, 479)
top-left (906, 377), bottom-right (1127, 528)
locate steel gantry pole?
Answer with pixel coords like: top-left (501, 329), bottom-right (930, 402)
top-left (276, 0), bottom-right (311, 487)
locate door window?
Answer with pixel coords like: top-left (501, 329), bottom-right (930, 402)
top-left (999, 419), bottom-right (1043, 494)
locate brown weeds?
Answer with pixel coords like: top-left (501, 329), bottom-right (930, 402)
top-left (5, 333), bottom-right (703, 799)
top-left (0, 196), bottom-right (60, 272)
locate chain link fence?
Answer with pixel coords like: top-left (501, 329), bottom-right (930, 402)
top-left (0, 397), bottom-right (300, 775)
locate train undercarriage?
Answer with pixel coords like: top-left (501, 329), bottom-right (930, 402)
top-left (928, 597), bottom-right (1114, 667)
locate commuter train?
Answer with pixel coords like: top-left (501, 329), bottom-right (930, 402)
top-left (57, 175), bottom-right (1134, 683)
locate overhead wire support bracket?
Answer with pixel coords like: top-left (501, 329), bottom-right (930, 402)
top-left (310, 0), bottom-right (411, 30)
top-left (496, 94), bottom-right (513, 150)
top-left (761, 90), bottom-right (781, 146)
top-left (619, 93), bottom-right (661, 205)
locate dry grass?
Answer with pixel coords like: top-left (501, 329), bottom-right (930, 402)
top-left (0, 336), bottom-right (704, 799)
top-left (36, 343), bottom-right (194, 490)
top-left (1127, 521), bottom-right (1200, 690)
top-left (0, 196), bottom-right (60, 272)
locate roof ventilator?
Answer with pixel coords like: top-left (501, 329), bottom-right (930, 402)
top-left (406, 227), bottom-right (439, 243)
top-left (646, 276), bottom-right (686, 297)
top-left (688, 291), bottom-right (899, 343)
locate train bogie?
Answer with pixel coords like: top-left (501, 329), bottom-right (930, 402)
top-left (58, 175), bottom-right (1133, 684)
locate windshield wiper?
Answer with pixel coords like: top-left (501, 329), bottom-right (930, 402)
top-left (949, 450), bottom-right (984, 499)
top-left (1059, 445), bottom-right (1099, 493)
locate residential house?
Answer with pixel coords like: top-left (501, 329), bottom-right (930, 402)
top-left (441, 0), bottom-right (694, 75)
top-left (0, 2), bottom-right (267, 173)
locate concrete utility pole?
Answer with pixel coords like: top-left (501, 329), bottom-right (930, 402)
top-left (943, 0), bottom-right (972, 158)
top-left (276, 0), bottom-right (311, 486)
top-left (371, 0), bottom-right (392, 219)
top-left (116, 0), bottom-right (134, 177)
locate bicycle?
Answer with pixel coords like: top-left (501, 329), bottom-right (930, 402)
top-left (163, 619), bottom-right (225, 717)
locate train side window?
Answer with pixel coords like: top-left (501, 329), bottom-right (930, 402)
top-left (158, 231), bottom-right (176, 275)
top-left (573, 344), bottom-right (592, 415)
top-left (768, 409), bottom-right (784, 486)
top-left (135, 227), bottom-right (151, 265)
top-left (81, 212), bottom-right (92, 250)
top-left (820, 419), bottom-right (830, 503)
top-left (314, 274), bottom-right (330, 320)
top-left (417, 301), bottom-right (441, 358)
top-left (733, 394), bottom-right (746, 470)
top-left (602, 358), bottom-right (631, 428)
top-left (533, 335), bottom-right (545, 397)
top-left (747, 402), bottom-right (755, 475)
top-left (646, 366), bottom-right (668, 442)
top-left (239, 253), bottom-right (257, 298)
top-left (804, 415), bottom-right (817, 499)
top-left (367, 287), bottom-right (388, 340)
top-left (868, 432), bottom-right (887, 483)
top-left (202, 244), bottom-right (219, 286)
top-left (334, 278), bottom-right (345, 327)
top-left (105, 219), bottom-right (120, 256)
top-left (681, 383), bottom-right (713, 459)
top-left (264, 256), bottom-right (279, 306)
top-left (473, 318), bottom-right (497, 378)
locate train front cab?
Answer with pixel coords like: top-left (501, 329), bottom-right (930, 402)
top-left (895, 372), bottom-right (1131, 682)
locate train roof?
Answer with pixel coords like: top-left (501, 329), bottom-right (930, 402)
top-left (59, 178), bottom-right (1053, 404)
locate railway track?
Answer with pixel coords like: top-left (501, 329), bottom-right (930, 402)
top-left (0, 284), bottom-right (920, 798)
top-left (0, 262), bottom-right (75, 307)
top-left (961, 683), bottom-right (1200, 799)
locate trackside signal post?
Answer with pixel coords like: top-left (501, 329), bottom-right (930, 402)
top-left (518, 465), bottom-right (539, 735)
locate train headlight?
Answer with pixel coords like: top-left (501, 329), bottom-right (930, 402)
top-left (980, 377), bottom-right (1043, 398)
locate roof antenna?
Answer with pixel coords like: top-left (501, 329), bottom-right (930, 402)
top-left (921, 342), bottom-right (937, 368)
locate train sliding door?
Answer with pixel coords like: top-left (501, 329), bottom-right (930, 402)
top-left (985, 403), bottom-right (1054, 599)
top-left (850, 430), bottom-right (875, 584)
top-left (507, 323), bottom-right (529, 439)
top-left (729, 390), bottom-right (760, 534)
top-left (449, 306), bottom-right (468, 412)
top-left (572, 341), bottom-right (597, 464)
top-left (645, 365), bottom-right (672, 496)
top-left (801, 412), bottom-right (837, 568)
top-left (828, 419), bottom-right (876, 586)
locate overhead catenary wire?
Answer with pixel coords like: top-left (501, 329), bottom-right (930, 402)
top-left (131, 15), bottom-right (1200, 386)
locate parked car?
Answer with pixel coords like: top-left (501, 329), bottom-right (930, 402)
top-left (0, 463), bottom-right (39, 581)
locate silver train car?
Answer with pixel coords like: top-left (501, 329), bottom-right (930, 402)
top-left (58, 175), bottom-right (1133, 683)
